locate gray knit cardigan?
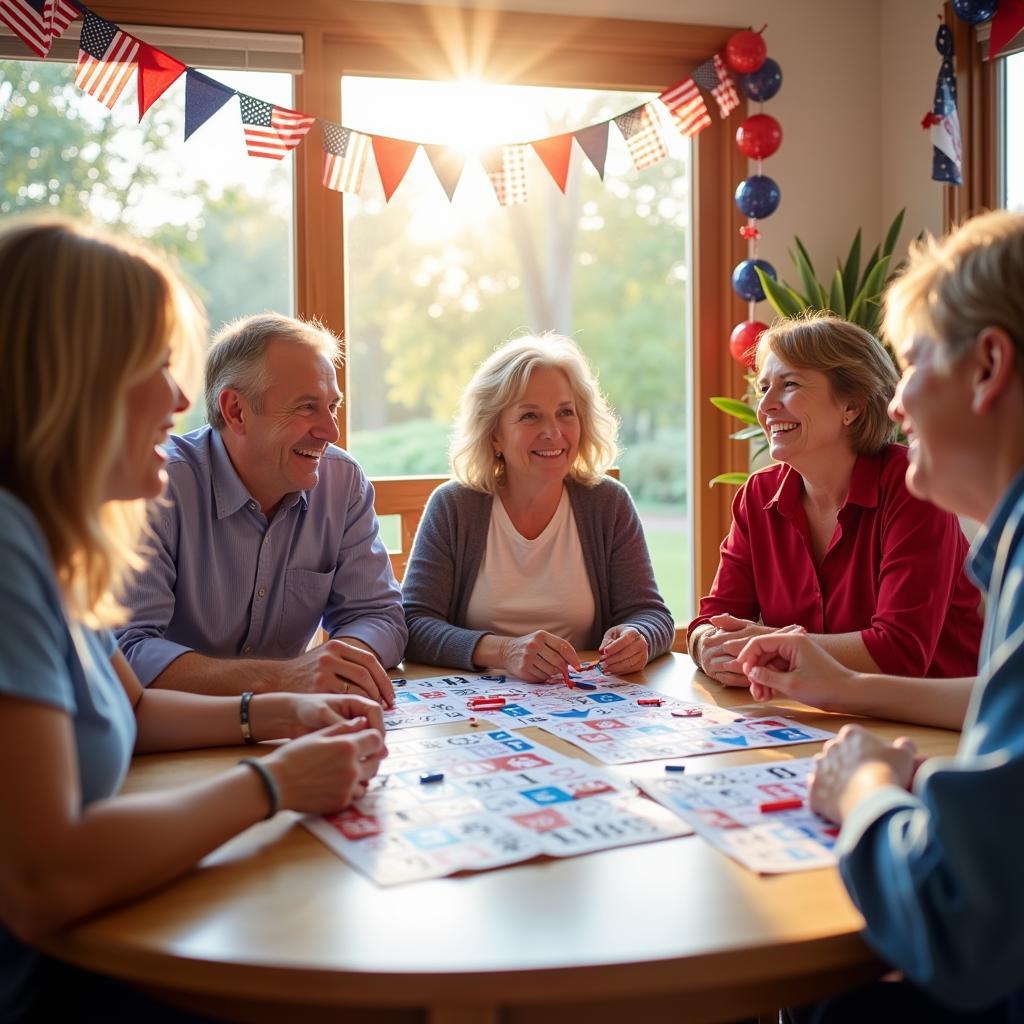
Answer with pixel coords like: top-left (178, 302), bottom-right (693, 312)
top-left (401, 477), bottom-right (675, 668)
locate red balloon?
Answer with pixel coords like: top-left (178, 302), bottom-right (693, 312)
top-left (735, 114), bottom-right (782, 159)
top-left (730, 320), bottom-right (768, 367)
top-left (725, 30), bottom-right (767, 74)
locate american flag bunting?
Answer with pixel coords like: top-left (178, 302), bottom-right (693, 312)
top-left (322, 122), bottom-right (371, 194)
top-left (0, 0), bottom-right (78, 58)
top-left (76, 12), bottom-right (140, 110)
top-left (614, 103), bottom-right (668, 171)
top-left (239, 95), bottom-right (314, 159)
top-left (659, 76), bottom-right (711, 138)
top-left (927, 25), bottom-right (963, 186)
top-left (481, 145), bottom-right (528, 206)
top-left (692, 54), bottom-right (739, 119)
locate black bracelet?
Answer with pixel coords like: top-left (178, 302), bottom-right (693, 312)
top-left (239, 690), bottom-right (256, 744)
top-left (238, 757), bottom-right (280, 820)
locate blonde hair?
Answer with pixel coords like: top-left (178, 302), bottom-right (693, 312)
top-left (205, 313), bottom-right (342, 430)
top-left (755, 311), bottom-right (898, 454)
top-left (884, 210), bottom-right (1024, 366)
top-left (450, 334), bottom-right (619, 493)
top-left (0, 218), bottom-right (205, 626)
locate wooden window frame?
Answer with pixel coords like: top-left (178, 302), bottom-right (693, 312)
top-left (74, 0), bottom-right (748, 628)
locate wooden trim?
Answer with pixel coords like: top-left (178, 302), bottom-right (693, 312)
top-left (944, 5), bottom-right (997, 227)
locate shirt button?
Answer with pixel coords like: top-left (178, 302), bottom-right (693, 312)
top-left (248, 501), bottom-right (256, 511)
top-left (263, 536), bottom-right (270, 545)
top-left (257, 587), bottom-right (266, 598)
top-left (243, 645), bottom-right (253, 654)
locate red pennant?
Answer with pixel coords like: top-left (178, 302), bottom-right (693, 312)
top-left (136, 42), bottom-right (186, 120)
top-left (371, 136), bottom-right (419, 202)
top-left (989, 0), bottom-right (1024, 58)
top-left (531, 134), bottom-right (573, 193)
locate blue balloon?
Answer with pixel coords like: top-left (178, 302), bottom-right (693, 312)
top-left (739, 58), bottom-right (783, 102)
top-left (951, 0), bottom-right (997, 24)
top-left (732, 259), bottom-right (776, 302)
top-left (735, 175), bottom-right (780, 219)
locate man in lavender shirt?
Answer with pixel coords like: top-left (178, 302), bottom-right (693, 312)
top-left (116, 314), bottom-right (406, 705)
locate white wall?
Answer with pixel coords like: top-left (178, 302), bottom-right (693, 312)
top-left (369, 0), bottom-right (949, 283)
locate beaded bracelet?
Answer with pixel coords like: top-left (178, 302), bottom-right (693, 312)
top-left (239, 690), bottom-right (256, 744)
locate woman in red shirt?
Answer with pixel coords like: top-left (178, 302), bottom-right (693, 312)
top-left (688, 313), bottom-right (982, 694)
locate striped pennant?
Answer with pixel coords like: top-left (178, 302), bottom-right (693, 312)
top-left (239, 94), bottom-right (315, 159)
top-left (75, 12), bottom-right (139, 110)
top-left (659, 76), bottom-right (712, 138)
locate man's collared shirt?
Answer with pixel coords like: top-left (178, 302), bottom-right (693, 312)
top-left (836, 470), bottom-right (1024, 1017)
top-left (688, 444), bottom-right (981, 677)
top-left (116, 427), bottom-right (406, 684)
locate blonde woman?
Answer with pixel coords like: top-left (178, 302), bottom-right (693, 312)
top-left (688, 313), bottom-right (981, 697)
top-left (0, 219), bottom-right (386, 1020)
top-left (402, 334), bottom-right (673, 679)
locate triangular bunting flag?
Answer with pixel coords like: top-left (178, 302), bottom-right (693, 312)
top-left (614, 103), bottom-right (668, 171)
top-left (423, 144), bottom-right (466, 201)
top-left (659, 76), bottom-right (712, 138)
top-left (76, 13), bottom-right (140, 111)
top-left (136, 41), bottom-right (185, 120)
top-left (692, 54), bottom-right (740, 119)
top-left (574, 122), bottom-right (609, 180)
top-left (0, 0), bottom-right (77, 58)
top-left (481, 145), bottom-right (528, 206)
top-left (322, 122), bottom-right (371, 194)
top-left (371, 135), bottom-right (419, 202)
top-left (238, 94), bottom-right (314, 159)
top-left (184, 69), bottom-right (235, 140)
top-left (990, 0), bottom-right (1024, 58)
top-left (531, 133), bottom-right (573, 193)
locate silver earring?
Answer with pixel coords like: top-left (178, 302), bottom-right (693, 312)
top-left (495, 450), bottom-right (504, 459)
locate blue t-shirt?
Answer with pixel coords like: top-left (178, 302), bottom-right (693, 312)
top-left (0, 491), bottom-right (136, 1021)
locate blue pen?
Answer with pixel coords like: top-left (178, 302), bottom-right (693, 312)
top-left (664, 764), bottom-right (686, 773)
top-left (419, 771), bottom-right (444, 784)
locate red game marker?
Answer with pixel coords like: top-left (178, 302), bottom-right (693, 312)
top-left (759, 798), bottom-right (803, 813)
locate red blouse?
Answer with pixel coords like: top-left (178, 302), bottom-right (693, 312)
top-left (689, 444), bottom-right (982, 678)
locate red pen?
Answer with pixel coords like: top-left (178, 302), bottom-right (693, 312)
top-left (759, 798), bottom-right (803, 813)
top-left (638, 697), bottom-right (663, 707)
top-left (562, 665), bottom-right (573, 688)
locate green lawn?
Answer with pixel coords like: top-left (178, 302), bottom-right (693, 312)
top-left (644, 526), bottom-right (692, 626)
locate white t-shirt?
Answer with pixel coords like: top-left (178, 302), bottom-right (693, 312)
top-left (464, 488), bottom-right (596, 649)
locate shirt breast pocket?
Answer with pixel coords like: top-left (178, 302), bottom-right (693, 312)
top-left (278, 567), bottom-right (334, 654)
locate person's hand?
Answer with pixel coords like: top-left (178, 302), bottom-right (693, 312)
top-left (500, 631), bottom-right (580, 682)
top-left (250, 692), bottom-right (385, 741)
top-left (696, 614), bottom-right (773, 686)
top-left (598, 625), bottom-right (649, 675)
top-left (278, 639), bottom-right (395, 708)
top-left (809, 724), bottom-right (917, 824)
top-left (262, 718), bottom-right (388, 815)
top-left (730, 631), bottom-right (849, 710)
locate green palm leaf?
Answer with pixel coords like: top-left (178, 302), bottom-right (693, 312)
top-left (711, 396), bottom-right (759, 425)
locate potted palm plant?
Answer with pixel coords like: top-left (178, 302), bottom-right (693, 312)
top-left (710, 209), bottom-right (907, 486)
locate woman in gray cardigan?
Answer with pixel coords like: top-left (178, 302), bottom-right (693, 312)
top-left (402, 334), bottom-right (674, 679)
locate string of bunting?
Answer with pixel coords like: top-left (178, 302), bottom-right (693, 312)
top-left (2, 0), bottom-right (759, 208)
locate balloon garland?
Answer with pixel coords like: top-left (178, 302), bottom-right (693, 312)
top-left (725, 28), bottom-right (783, 369)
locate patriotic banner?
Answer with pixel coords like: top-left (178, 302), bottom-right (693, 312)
top-left (239, 94), bottom-right (314, 159)
top-left (614, 103), bottom-right (668, 171)
top-left (1, 3), bottom-right (759, 208)
top-left (76, 12), bottom-right (139, 111)
top-left (481, 145), bottom-right (528, 206)
top-left (659, 75), bottom-right (712, 138)
top-left (924, 24), bottom-right (963, 186)
top-left (693, 54), bottom-right (739, 119)
top-left (531, 133), bottom-right (574, 193)
top-left (0, 0), bottom-right (78, 58)
top-left (322, 122), bottom-right (371, 195)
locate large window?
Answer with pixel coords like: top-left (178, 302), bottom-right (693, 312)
top-left (341, 76), bottom-right (693, 622)
top-left (0, 56), bottom-right (296, 429)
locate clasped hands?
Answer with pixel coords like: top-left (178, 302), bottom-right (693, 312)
top-left (500, 625), bottom-right (650, 682)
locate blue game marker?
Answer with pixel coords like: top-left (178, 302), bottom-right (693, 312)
top-left (664, 764), bottom-right (686, 773)
top-left (419, 771), bottom-right (444, 784)
top-left (575, 680), bottom-right (597, 691)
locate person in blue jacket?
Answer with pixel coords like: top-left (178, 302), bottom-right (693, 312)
top-left (735, 209), bottom-right (1024, 1022)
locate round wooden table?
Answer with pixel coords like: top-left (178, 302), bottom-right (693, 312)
top-left (40, 654), bottom-right (960, 1024)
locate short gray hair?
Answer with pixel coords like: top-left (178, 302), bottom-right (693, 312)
top-left (205, 313), bottom-right (342, 429)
